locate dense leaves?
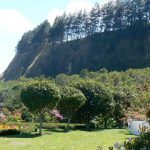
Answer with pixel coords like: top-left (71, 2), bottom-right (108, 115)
top-left (58, 86), bottom-right (86, 130)
top-left (0, 68), bottom-right (150, 129)
top-left (20, 80), bottom-right (60, 135)
top-left (74, 81), bottom-right (114, 128)
top-left (16, 0), bottom-right (150, 53)
top-left (20, 80), bottom-right (60, 112)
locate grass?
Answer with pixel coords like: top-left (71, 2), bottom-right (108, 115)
top-left (0, 129), bottom-right (135, 150)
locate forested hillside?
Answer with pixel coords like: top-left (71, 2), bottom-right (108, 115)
top-left (2, 0), bottom-right (150, 81)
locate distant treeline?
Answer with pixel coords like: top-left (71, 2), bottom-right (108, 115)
top-left (16, 0), bottom-right (150, 54)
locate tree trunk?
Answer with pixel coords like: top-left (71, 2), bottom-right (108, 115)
top-left (39, 113), bottom-right (43, 136)
top-left (104, 118), bottom-right (107, 129)
top-left (66, 117), bottom-right (71, 131)
top-left (85, 123), bottom-right (90, 131)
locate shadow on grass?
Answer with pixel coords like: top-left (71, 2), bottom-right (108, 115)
top-left (0, 132), bottom-right (41, 138)
top-left (43, 128), bottom-right (92, 133)
top-left (0, 128), bottom-right (66, 138)
top-left (118, 129), bottom-right (134, 136)
top-left (44, 128), bottom-right (65, 133)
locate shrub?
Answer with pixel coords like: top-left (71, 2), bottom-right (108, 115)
top-left (74, 81), bottom-right (114, 129)
top-left (0, 124), bottom-right (20, 135)
top-left (146, 109), bottom-right (150, 121)
top-left (58, 86), bottom-right (86, 131)
top-left (6, 122), bottom-right (86, 132)
top-left (20, 80), bottom-right (61, 135)
top-left (7, 114), bottom-right (21, 122)
top-left (90, 115), bottom-right (117, 129)
top-left (113, 127), bottom-right (150, 150)
top-left (41, 123), bottom-right (86, 130)
top-left (124, 128), bottom-right (150, 150)
top-left (6, 122), bottom-right (36, 133)
top-left (21, 108), bottom-right (33, 122)
top-left (43, 112), bottom-right (57, 123)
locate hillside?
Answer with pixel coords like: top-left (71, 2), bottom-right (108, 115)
top-left (2, 0), bottom-right (150, 81)
top-left (1, 25), bottom-right (150, 81)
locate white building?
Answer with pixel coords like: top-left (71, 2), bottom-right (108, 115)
top-left (128, 119), bottom-right (149, 135)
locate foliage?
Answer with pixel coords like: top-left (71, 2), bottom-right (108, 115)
top-left (74, 81), bottom-right (114, 128)
top-left (21, 107), bottom-right (33, 122)
top-left (41, 122), bottom-right (86, 130)
top-left (58, 86), bottom-right (86, 130)
top-left (0, 67), bottom-right (150, 128)
top-left (20, 80), bottom-right (61, 135)
top-left (0, 124), bottom-right (20, 135)
top-left (6, 122), bottom-right (37, 133)
top-left (113, 128), bottom-right (150, 150)
top-left (123, 129), bottom-right (150, 150)
top-left (146, 109), bottom-right (150, 121)
top-left (6, 122), bottom-right (86, 131)
top-left (7, 113), bottom-right (22, 122)
top-left (113, 91), bottom-right (127, 126)
top-left (0, 80), bottom-right (22, 111)
top-left (20, 80), bottom-right (60, 112)
top-left (91, 115), bottom-right (117, 129)
top-left (50, 109), bottom-right (63, 122)
top-left (15, 0), bottom-right (150, 51)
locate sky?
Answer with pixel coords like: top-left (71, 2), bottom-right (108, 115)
top-left (0, 0), bottom-right (111, 74)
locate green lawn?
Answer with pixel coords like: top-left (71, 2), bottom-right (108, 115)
top-left (0, 129), bottom-right (135, 150)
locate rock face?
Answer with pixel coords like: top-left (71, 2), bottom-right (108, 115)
top-left (2, 22), bottom-right (150, 81)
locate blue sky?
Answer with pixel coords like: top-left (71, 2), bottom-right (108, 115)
top-left (0, 0), bottom-right (110, 74)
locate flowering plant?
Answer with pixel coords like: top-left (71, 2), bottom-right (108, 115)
top-left (0, 124), bottom-right (20, 130)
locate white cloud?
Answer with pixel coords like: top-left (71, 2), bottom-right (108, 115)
top-left (100, 0), bottom-right (115, 6)
top-left (47, 0), bottom-right (115, 25)
top-left (0, 9), bottom-right (34, 74)
top-left (48, 0), bottom-right (93, 24)
top-left (48, 9), bottom-right (63, 25)
top-left (0, 9), bottom-right (34, 34)
top-left (66, 0), bottom-right (92, 13)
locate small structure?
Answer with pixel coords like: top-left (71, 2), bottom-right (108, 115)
top-left (128, 118), bottom-right (149, 135)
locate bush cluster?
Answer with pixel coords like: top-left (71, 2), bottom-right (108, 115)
top-left (0, 124), bottom-right (20, 135)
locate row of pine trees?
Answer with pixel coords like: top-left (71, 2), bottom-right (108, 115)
top-left (17, 0), bottom-right (150, 53)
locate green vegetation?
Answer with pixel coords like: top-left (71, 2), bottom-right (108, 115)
top-left (59, 86), bottom-right (86, 130)
top-left (0, 129), bottom-right (135, 150)
top-left (124, 130), bottom-right (150, 150)
top-left (74, 81), bottom-right (114, 128)
top-left (0, 68), bottom-right (149, 127)
top-left (0, 67), bottom-right (149, 148)
top-left (0, 0), bottom-right (150, 149)
top-left (20, 80), bottom-right (60, 135)
top-left (113, 127), bottom-right (150, 150)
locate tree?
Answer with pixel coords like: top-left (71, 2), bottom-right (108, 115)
top-left (32, 20), bottom-right (51, 44)
top-left (55, 74), bottom-right (70, 86)
top-left (101, 2), bottom-right (114, 31)
top-left (50, 15), bottom-right (66, 44)
top-left (113, 91), bottom-right (126, 127)
top-left (20, 80), bottom-right (60, 135)
top-left (144, 0), bottom-right (150, 25)
top-left (75, 81), bottom-right (114, 129)
top-left (113, 0), bottom-right (125, 30)
top-left (16, 20), bottom-right (51, 54)
top-left (58, 86), bottom-right (86, 131)
top-left (89, 3), bottom-right (100, 33)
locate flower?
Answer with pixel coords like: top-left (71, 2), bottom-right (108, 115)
top-left (50, 109), bottom-right (63, 120)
